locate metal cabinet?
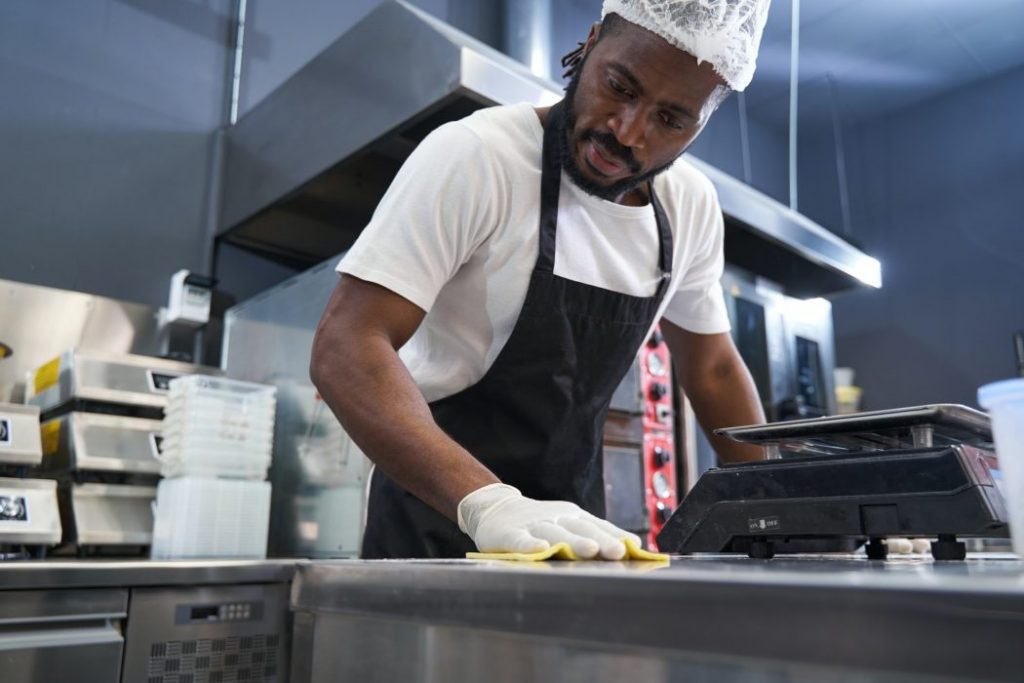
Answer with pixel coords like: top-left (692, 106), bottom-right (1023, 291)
top-left (0, 589), bottom-right (127, 682)
top-left (121, 584), bottom-right (291, 683)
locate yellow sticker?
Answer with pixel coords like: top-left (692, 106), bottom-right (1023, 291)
top-left (40, 420), bottom-right (61, 456)
top-left (33, 356), bottom-right (61, 395)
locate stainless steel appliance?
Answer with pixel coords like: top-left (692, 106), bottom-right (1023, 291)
top-left (0, 277), bottom-right (164, 404)
top-left (721, 265), bottom-right (837, 422)
top-left (0, 588), bottom-right (128, 682)
top-left (658, 405), bottom-right (1007, 560)
top-left (0, 402), bottom-right (62, 553)
top-left (26, 348), bottom-right (221, 415)
top-left (61, 483), bottom-right (156, 548)
top-left (41, 412), bottom-right (163, 475)
top-left (0, 477), bottom-right (62, 550)
top-left (0, 402), bottom-right (44, 466)
top-left (24, 350), bottom-right (219, 554)
top-left (121, 584), bottom-right (291, 683)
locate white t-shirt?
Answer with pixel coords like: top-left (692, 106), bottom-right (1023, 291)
top-left (338, 103), bottom-right (730, 403)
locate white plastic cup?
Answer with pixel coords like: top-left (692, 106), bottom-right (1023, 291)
top-left (979, 378), bottom-right (1024, 556)
top-left (833, 367), bottom-right (856, 388)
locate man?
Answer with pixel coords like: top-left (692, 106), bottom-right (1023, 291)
top-left (311, 0), bottom-right (772, 560)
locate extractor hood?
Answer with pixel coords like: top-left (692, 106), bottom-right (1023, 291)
top-left (220, 0), bottom-right (880, 297)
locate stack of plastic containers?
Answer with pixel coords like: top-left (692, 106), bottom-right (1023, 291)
top-left (150, 376), bottom-right (276, 559)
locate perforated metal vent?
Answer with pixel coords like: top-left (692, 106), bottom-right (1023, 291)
top-left (145, 633), bottom-right (281, 683)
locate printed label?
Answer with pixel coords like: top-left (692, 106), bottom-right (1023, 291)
top-left (150, 433), bottom-right (164, 459)
top-left (147, 371), bottom-right (181, 393)
top-left (0, 495), bottom-right (28, 522)
top-left (0, 418), bottom-right (10, 445)
top-left (40, 421), bottom-right (61, 456)
top-left (748, 516), bottom-right (781, 533)
top-left (33, 356), bottom-right (61, 395)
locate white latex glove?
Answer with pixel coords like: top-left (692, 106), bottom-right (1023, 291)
top-left (457, 483), bottom-right (641, 560)
top-left (885, 538), bottom-right (932, 554)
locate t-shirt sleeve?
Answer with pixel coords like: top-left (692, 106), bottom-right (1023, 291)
top-left (336, 121), bottom-right (504, 312)
top-left (661, 183), bottom-right (731, 335)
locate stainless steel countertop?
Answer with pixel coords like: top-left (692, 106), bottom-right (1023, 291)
top-left (0, 559), bottom-right (301, 590)
top-left (293, 554), bottom-right (1024, 683)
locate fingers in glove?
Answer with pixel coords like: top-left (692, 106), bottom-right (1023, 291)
top-left (886, 538), bottom-right (914, 554)
top-left (559, 517), bottom-right (627, 560)
top-left (528, 521), bottom-right (599, 559)
top-left (589, 516), bottom-right (643, 548)
top-left (477, 528), bottom-right (550, 554)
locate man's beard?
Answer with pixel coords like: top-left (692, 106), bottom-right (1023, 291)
top-left (560, 65), bottom-right (677, 202)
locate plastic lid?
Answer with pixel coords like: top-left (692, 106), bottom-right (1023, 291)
top-left (978, 378), bottom-right (1024, 409)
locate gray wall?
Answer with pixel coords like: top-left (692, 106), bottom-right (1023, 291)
top-left (0, 0), bottom-right (233, 307)
top-left (824, 65), bottom-right (1024, 409)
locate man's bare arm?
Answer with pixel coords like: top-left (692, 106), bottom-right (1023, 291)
top-left (661, 320), bottom-right (766, 463)
top-left (310, 275), bottom-right (499, 520)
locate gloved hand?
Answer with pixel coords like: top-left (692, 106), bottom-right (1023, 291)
top-left (886, 538), bottom-right (932, 554)
top-left (457, 483), bottom-right (641, 560)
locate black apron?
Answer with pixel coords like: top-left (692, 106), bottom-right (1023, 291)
top-left (361, 101), bottom-right (674, 559)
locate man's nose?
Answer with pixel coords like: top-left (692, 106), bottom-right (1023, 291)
top-left (609, 106), bottom-right (647, 151)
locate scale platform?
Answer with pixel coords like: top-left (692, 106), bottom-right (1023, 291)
top-left (657, 405), bottom-right (1008, 560)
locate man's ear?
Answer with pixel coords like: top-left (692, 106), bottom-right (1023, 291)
top-left (582, 21), bottom-right (601, 57)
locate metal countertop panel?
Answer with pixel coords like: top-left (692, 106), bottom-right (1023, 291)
top-left (0, 559), bottom-right (301, 590)
top-left (292, 555), bottom-right (1024, 683)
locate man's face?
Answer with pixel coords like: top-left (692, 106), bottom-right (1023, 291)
top-left (563, 19), bottom-right (728, 202)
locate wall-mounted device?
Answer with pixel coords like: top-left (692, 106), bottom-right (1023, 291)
top-left (166, 269), bottom-right (214, 328)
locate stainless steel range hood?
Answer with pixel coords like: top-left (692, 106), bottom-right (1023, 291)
top-left (220, 0), bottom-right (880, 296)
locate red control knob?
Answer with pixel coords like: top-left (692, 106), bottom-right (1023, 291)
top-left (655, 501), bottom-right (672, 524)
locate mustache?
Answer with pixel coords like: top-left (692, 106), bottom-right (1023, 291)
top-left (576, 129), bottom-right (640, 174)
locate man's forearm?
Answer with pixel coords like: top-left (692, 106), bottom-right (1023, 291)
top-left (310, 328), bottom-right (499, 521)
top-left (685, 357), bottom-right (766, 463)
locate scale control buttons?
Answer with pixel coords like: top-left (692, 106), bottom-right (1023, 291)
top-left (218, 603), bottom-right (253, 621)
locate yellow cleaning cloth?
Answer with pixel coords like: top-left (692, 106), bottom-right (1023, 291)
top-left (467, 537), bottom-right (669, 562)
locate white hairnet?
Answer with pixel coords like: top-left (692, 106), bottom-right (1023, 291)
top-left (601, 0), bottom-right (772, 91)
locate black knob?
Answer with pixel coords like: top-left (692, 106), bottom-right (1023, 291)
top-left (649, 382), bottom-right (668, 401)
top-left (648, 329), bottom-right (664, 347)
top-left (655, 501), bottom-right (672, 524)
top-left (653, 446), bottom-right (672, 466)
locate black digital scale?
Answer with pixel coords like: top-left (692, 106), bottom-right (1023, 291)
top-left (657, 405), bottom-right (1009, 560)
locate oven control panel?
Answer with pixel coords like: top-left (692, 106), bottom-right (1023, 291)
top-left (639, 326), bottom-right (676, 550)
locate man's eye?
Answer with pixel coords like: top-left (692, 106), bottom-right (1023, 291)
top-left (608, 79), bottom-right (632, 97)
top-left (661, 113), bottom-right (684, 130)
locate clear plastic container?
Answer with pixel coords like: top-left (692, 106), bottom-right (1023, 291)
top-left (159, 375), bottom-right (277, 479)
top-left (156, 440), bottom-right (271, 480)
top-left (160, 423), bottom-right (274, 447)
top-left (167, 375), bottom-right (276, 407)
top-left (979, 378), bottom-right (1024, 556)
top-left (150, 477), bottom-right (271, 559)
